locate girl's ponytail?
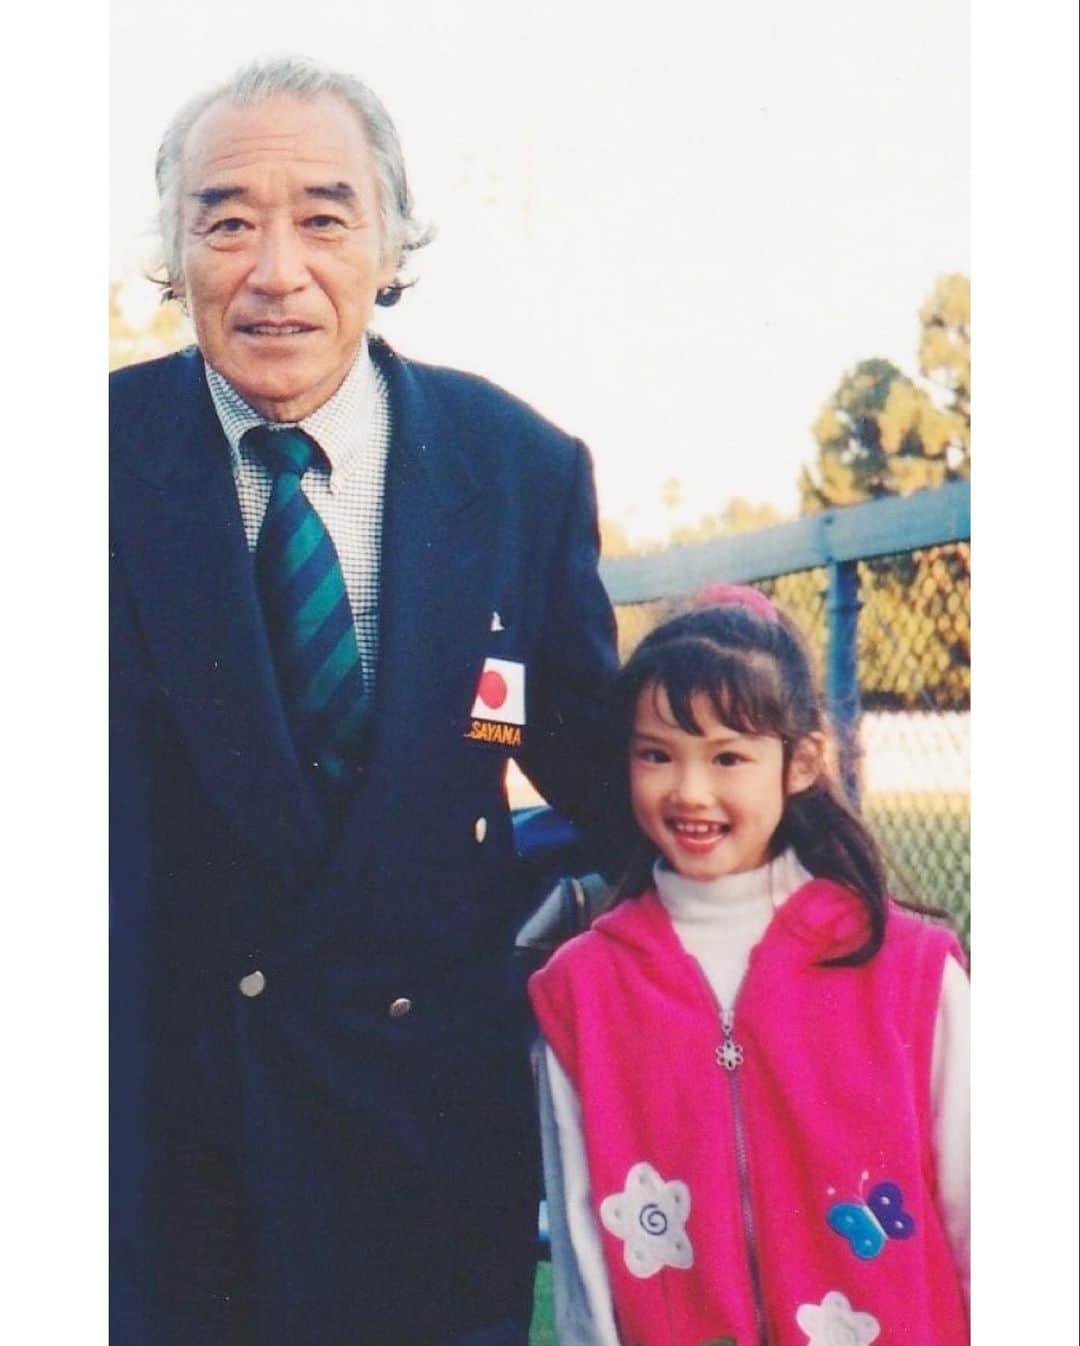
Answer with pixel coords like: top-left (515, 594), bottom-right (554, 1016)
top-left (774, 779), bottom-right (888, 966)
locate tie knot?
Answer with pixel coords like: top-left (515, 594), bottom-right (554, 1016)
top-left (244, 425), bottom-right (320, 479)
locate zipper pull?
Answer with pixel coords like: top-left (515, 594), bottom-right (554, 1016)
top-left (715, 1009), bottom-right (745, 1072)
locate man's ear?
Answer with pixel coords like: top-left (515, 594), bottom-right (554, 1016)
top-left (786, 732), bottom-right (825, 796)
top-left (376, 248), bottom-right (400, 293)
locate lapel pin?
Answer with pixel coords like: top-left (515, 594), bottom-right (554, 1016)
top-left (490, 611), bottom-right (505, 632)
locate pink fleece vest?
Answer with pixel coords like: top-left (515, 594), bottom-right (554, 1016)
top-left (530, 881), bottom-right (968, 1346)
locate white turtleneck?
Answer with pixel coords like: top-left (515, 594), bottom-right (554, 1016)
top-left (535, 851), bottom-right (970, 1345)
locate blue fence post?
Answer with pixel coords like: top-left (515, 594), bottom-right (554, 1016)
top-left (825, 560), bottom-right (862, 808)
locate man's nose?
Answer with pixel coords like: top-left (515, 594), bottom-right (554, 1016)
top-left (247, 222), bottom-right (309, 295)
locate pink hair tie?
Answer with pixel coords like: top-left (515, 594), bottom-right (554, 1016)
top-left (693, 583), bottom-right (781, 624)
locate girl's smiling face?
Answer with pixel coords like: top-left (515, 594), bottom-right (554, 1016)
top-left (629, 681), bottom-right (818, 881)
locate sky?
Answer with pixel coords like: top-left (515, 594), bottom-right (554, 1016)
top-left (111, 0), bottom-right (969, 542)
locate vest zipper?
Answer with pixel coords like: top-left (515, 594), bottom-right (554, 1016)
top-left (696, 966), bottom-right (771, 1346)
top-left (722, 1009), bottom-right (770, 1346)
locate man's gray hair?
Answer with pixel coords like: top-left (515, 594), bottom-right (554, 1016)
top-left (155, 56), bottom-right (431, 305)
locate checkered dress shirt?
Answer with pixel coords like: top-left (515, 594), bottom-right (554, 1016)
top-left (205, 340), bottom-right (390, 694)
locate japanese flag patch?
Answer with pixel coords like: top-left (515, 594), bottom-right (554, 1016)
top-left (465, 657), bottom-right (526, 748)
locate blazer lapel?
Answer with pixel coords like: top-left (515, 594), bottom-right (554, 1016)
top-left (112, 352), bottom-right (328, 888)
top-left (368, 340), bottom-right (494, 737)
top-left (288, 341), bottom-right (498, 938)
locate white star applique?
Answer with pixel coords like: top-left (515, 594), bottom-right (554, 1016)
top-left (599, 1161), bottom-right (694, 1278)
top-left (796, 1290), bottom-right (881, 1345)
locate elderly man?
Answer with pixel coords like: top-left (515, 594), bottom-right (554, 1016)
top-left (110, 59), bottom-right (617, 1346)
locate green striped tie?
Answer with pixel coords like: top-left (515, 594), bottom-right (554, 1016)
top-left (245, 426), bottom-right (369, 801)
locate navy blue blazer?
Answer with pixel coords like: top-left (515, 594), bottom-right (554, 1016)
top-left (110, 340), bottom-right (618, 1346)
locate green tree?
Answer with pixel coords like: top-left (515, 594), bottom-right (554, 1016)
top-left (795, 275), bottom-right (971, 713)
top-left (918, 273), bottom-right (970, 427)
top-left (799, 276), bottom-right (970, 513)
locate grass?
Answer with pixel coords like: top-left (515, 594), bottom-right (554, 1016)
top-left (528, 1261), bottom-right (555, 1346)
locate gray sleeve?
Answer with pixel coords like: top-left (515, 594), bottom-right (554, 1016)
top-left (535, 1039), bottom-right (623, 1346)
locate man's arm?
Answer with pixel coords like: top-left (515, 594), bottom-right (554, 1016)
top-left (516, 439), bottom-right (620, 853)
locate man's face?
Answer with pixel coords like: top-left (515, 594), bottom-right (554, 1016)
top-left (176, 92), bottom-right (397, 422)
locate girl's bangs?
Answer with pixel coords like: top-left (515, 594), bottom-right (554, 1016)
top-left (639, 640), bottom-right (786, 739)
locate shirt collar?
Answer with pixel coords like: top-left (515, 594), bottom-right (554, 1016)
top-left (652, 847), bottom-right (813, 920)
top-left (205, 338), bottom-right (380, 490)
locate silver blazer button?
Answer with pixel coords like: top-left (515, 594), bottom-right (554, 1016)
top-left (474, 816), bottom-right (488, 843)
top-left (238, 970), bottom-right (266, 998)
top-left (388, 997), bottom-right (413, 1019)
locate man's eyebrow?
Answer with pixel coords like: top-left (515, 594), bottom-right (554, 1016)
top-left (303, 182), bottom-right (357, 204)
top-left (189, 186), bottom-right (249, 210)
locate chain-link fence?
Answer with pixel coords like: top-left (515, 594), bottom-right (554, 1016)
top-left (608, 513), bottom-right (971, 949)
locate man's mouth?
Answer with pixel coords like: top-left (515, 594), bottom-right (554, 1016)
top-left (236, 321), bottom-right (318, 336)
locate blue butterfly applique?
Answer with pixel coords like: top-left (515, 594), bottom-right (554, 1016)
top-left (826, 1178), bottom-right (916, 1260)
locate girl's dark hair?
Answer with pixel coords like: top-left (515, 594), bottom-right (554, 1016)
top-left (610, 601), bottom-right (901, 966)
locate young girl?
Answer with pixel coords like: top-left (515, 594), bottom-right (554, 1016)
top-left (529, 588), bottom-right (969, 1346)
